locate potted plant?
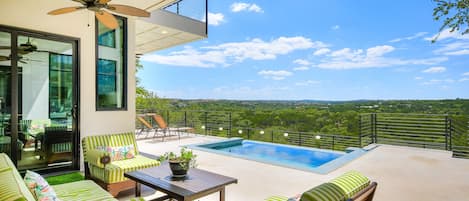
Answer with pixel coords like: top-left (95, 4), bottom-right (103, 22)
top-left (158, 148), bottom-right (197, 177)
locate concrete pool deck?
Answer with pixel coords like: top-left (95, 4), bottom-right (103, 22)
top-left (118, 135), bottom-right (469, 201)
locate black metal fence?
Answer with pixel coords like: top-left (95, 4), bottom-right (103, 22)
top-left (137, 110), bottom-right (368, 151)
top-left (137, 110), bottom-right (469, 158)
top-left (359, 113), bottom-right (469, 158)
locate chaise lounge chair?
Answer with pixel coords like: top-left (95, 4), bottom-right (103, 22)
top-left (151, 114), bottom-right (194, 141)
top-left (266, 171), bottom-right (377, 201)
top-left (136, 115), bottom-right (160, 139)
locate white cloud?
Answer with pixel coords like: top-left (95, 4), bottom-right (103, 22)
top-left (422, 79), bottom-right (455, 85)
top-left (425, 28), bottom-right (469, 41)
top-left (231, 2), bottom-right (264, 13)
top-left (293, 59), bottom-right (311, 66)
top-left (313, 45), bottom-right (446, 70)
top-left (313, 48), bottom-right (331, 56)
top-left (389, 32), bottom-right (427, 43)
top-left (366, 45), bottom-right (395, 57)
top-left (206, 12), bottom-right (225, 26)
top-left (296, 80), bottom-right (320, 86)
top-left (143, 36), bottom-right (322, 67)
top-left (141, 46), bottom-right (226, 68)
top-left (459, 78), bottom-right (469, 82)
top-left (415, 77), bottom-right (423, 80)
top-left (205, 36), bottom-right (323, 61)
top-left (433, 41), bottom-right (469, 55)
top-left (462, 72), bottom-right (469, 76)
top-left (422, 66), bottom-right (446, 73)
top-left (293, 66), bottom-right (309, 71)
top-left (443, 49), bottom-right (469, 56)
top-left (331, 25), bottom-right (340, 30)
top-left (258, 70), bottom-right (293, 80)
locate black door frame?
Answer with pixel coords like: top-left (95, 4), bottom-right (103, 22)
top-left (0, 24), bottom-right (80, 173)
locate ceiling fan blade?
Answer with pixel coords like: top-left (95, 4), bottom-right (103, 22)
top-left (99, 0), bottom-right (112, 4)
top-left (48, 7), bottom-right (83, 15)
top-left (107, 4), bottom-right (150, 17)
top-left (0, 56), bottom-right (9, 61)
top-left (71, 0), bottom-right (87, 4)
top-left (95, 10), bottom-right (119, 29)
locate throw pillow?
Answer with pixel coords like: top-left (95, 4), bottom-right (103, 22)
top-left (98, 145), bottom-right (135, 161)
top-left (24, 170), bottom-right (61, 201)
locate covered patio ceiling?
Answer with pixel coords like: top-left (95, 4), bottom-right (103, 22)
top-left (112, 0), bottom-right (208, 54)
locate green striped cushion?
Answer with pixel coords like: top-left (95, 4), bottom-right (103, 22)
top-left (82, 132), bottom-right (139, 162)
top-left (89, 155), bottom-right (159, 183)
top-left (300, 183), bottom-right (346, 201)
top-left (52, 143), bottom-right (72, 153)
top-left (53, 180), bottom-right (117, 201)
top-left (0, 154), bottom-right (35, 201)
top-left (265, 195), bottom-right (289, 201)
top-left (330, 171), bottom-right (370, 198)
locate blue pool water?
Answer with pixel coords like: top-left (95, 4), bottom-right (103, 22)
top-left (217, 141), bottom-right (342, 168)
top-left (190, 138), bottom-right (366, 174)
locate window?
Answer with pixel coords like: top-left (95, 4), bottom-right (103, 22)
top-left (96, 16), bottom-right (127, 110)
top-left (49, 53), bottom-right (73, 119)
top-left (98, 29), bottom-right (116, 48)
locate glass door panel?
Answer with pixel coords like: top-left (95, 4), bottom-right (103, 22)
top-left (17, 35), bottom-right (74, 170)
top-left (0, 31), bottom-right (12, 158)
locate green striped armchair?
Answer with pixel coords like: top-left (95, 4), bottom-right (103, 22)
top-left (266, 171), bottom-right (377, 201)
top-left (82, 132), bottom-right (160, 197)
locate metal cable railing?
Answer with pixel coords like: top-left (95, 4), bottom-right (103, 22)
top-left (136, 110), bottom-right (469, 157)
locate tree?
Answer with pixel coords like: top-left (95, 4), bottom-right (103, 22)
top-left (432, 0), bottom-right (469, 42)
top-left (136, 57), bottom-right (148, 96)
top-left (135, 57), bottom-right (169, 112)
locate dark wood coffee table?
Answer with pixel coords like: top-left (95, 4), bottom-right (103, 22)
top-left (124, 164), bottom-right (238, 201)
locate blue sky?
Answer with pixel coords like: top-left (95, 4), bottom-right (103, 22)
top-left (139, 0), bottom-right (469, 100)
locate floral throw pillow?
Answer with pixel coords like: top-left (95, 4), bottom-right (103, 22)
top-left (24, 170), bottom-right (61, 201)
top-left (98, 145), bottom-right (135, 161)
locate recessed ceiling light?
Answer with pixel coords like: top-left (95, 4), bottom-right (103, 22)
top-left (161, 30), bottom-right (168, 34)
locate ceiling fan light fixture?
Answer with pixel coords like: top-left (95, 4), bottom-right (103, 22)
top-left (47, 0), bottom-right (151, 30)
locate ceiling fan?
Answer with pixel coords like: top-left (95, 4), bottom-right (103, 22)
top-left (0, 38), bottom-right (58, 55)
top-left (0, 54), bottom-right (42, 64)
top-left (47, 0), bottom-right (150, 29)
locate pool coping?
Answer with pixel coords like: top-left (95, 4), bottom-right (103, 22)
top-left (186, 138), bottom-right (368, 174)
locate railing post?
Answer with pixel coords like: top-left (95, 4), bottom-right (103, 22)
top-left (332, 136), bottom-right (335, 150)
top-left (166, 110), bottom-right (170, 126)
top-left (204, 111), bottom-right (208, 136)
top-left (358, 133), bottom-right (362, 148)
top-left (184, 111), bottom-right (187, 128)
top-left (449, 118), bottom-right (452, 151)
top-left (271, 131), bottom-right (274, 143)
top-left (228, 112), bottom-right (232, 138)
top-left (358, 116), bottom-right (362, 147)
top-left (247, 128), bottom-right (250, 139)
top-left (299, 132), bottom-right (302, 146)
top-left (372, 113), bottom-right (377, 143)
top-left (445, 115), bottom-right (451, 151)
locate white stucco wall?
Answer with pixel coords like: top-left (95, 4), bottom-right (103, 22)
top-left (0, 0), bottom-right (137, 169)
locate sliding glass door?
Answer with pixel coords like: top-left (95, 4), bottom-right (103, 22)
top-left (0, 26), bottom-right (79, 173)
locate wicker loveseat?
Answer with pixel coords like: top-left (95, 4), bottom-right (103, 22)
top-left (82, 132), bottom-right (160, 197)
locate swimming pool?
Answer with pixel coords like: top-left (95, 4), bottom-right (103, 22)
top-left (189, 138), bottom-right (367, 174)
